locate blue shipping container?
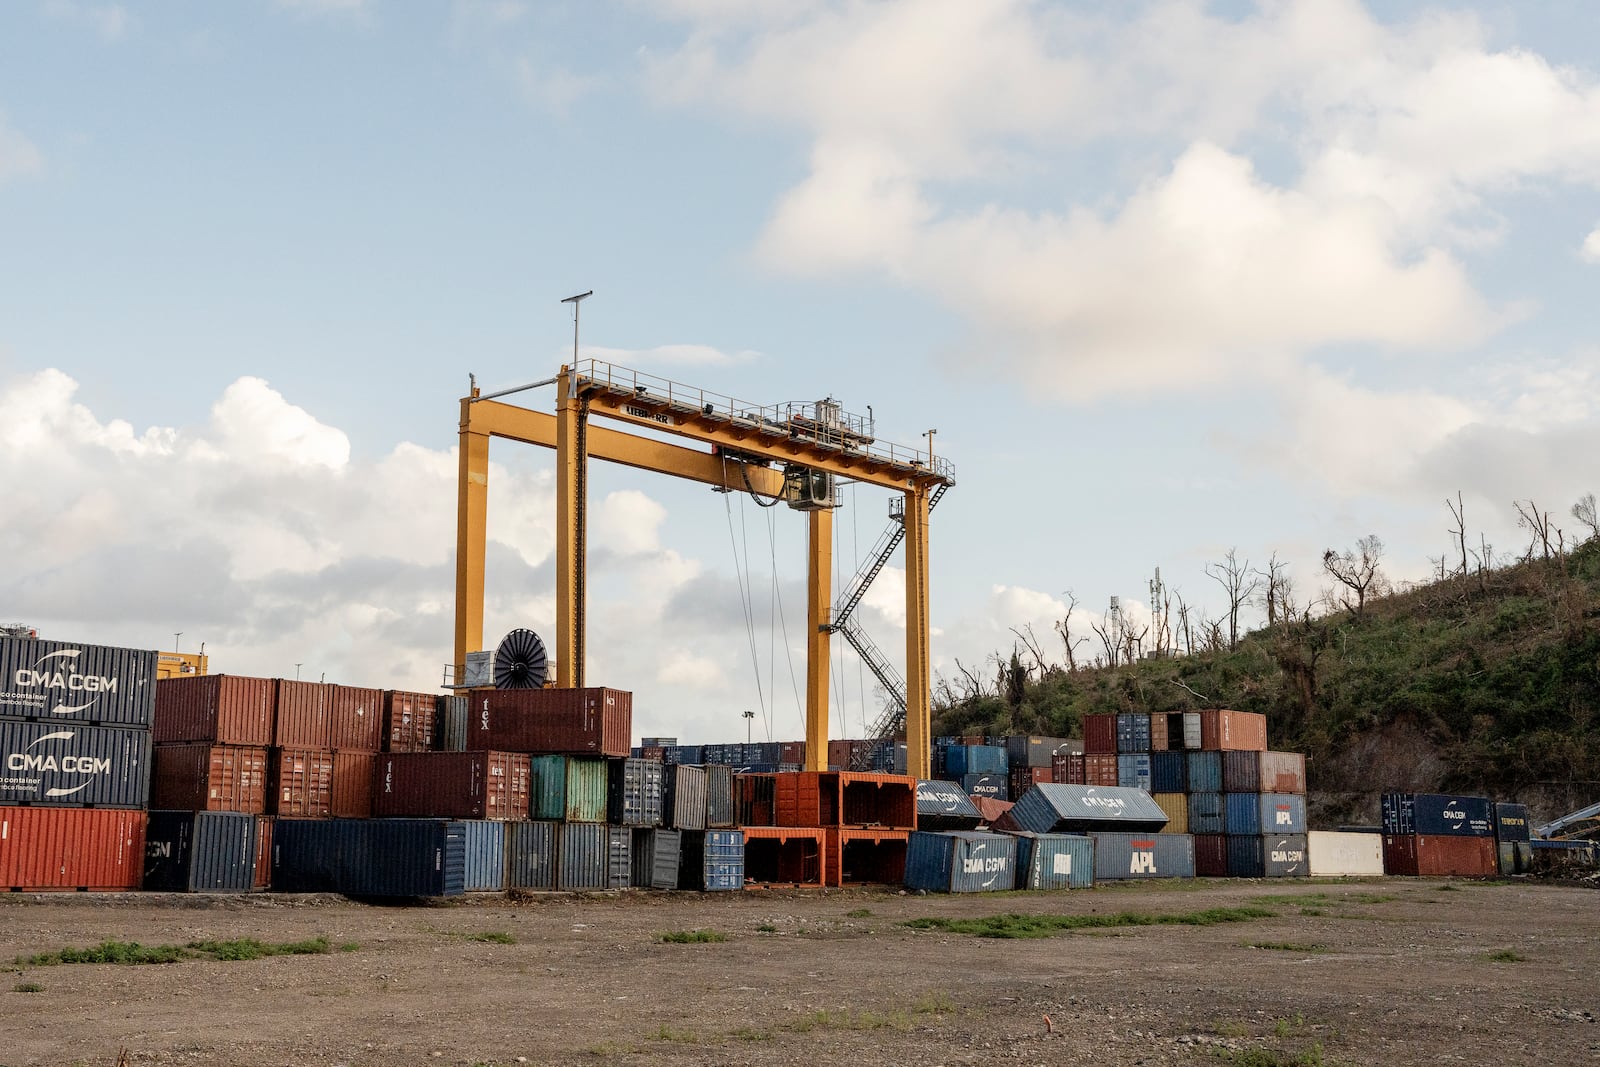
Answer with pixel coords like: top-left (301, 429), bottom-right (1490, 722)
top-left (960, 773), bottom-right (1008, 801)
top-left (1116, 754), bottom-right (1152, 792)
top-left (1187, 792), bottom-right (1225, 835)
top-left (1186, 751), bottom-right (1223, 793)
top-left (143, 810), bottom-right (256, 893)
top-left (1116, 713), bottom-right (1151, 754)
top-left (273, 819), bottom-right (465, 897)
top-left (1091, 832), bottom-right (1195, 880)
top-left (944, 745), bottom-right (1007, 776)
top-left (1007, 784), bottom-right (1169, 834)
top-left (1224, 793), bottom-right (1307, 835)
top-left (1381, 793), bottom-right (1494, 837)
top-left (1225, 834), bottom-right (1309, 877)
top-left (1010, 832), bottom-right (1093, 890)
top-left (678, 829), bottom-right (744, 891)
top-left (458, 820), bottom-right (507, 892)
top-left (506, 820), bottom-right (557, 889)
top-left (903, 831), bottom-right (1017, 893)
top-left (1150, 751), bottom-right (1187, 793)
top-left (557, 822), bottom-right (607, 890)
top-left (915, 779), bottom-right (983, 831)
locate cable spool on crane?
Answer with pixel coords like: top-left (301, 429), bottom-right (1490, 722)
top-left (492, 628), bottom-right (549, 690)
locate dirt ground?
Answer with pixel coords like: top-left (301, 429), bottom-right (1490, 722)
top-left (0, 878), bottom-right (1594, 1067)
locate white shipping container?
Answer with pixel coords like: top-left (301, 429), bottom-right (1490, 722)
top-left (1307, 830), bottom-right (1384, 876)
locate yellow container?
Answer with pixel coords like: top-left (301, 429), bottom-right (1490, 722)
top-left (1152, 792), bottom-right (1189, 835)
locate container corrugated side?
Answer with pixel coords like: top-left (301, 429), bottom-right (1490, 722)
top-left (1005, 736), bottom-right (1074, 768)
top-left (469, 688), bottom-right (632, 757)
top-left (273, 680), bottom-right (332, 748)
top-left (959, 773), bottom-right (1007, 801)
top-left (943, 745), bottom-right (1007, 775)
top-left (557, 822), bottom-right (607, 890)
top-left (1221, 750), bottom-right (1260, 793)
top-left (1381, 793), bottom-right (1494, 837)
top-left (1115, 713), bottom-right (1152, 754)
top-left (458, 819), bottom-right (507, 891)
top-left (704, 764), bottom-right (736, 828)
top-left (150, 743), bottom-right (268, 813)
top-left (1151, 792), bottom-right (1189, 834)
top-left (528, 756), bottom-right (606, 822)
top-left (915, 779), bottom-right (982, 831)
top-left (252, 816), bottom-right (274, 890)
top-left (0, 637), bottom-right (157, 727)
top-left (607, 758), bottom-right (664, 826)
top-left (1258, 751), bottom-right (1307, 794)
top-left (0, 807), bottom-right (147, 890)
top-left (1010, 832), bottom-right (1093, 890)
top-left (142, 810), bottom-right (256, 892)
top-left (1181, 712), bottom-right (1203, 749)
top-left (1150, 751), bottom-right (1187, 793)
top-left (153, 675), bottom-right (273, 745)
top-left (1090, 832), bottom-right (1195, 880)
top-left (904, 831), bottom-right (1017, 892)
top-left (272, 818), bottom-right (465, 896)
top-left (1081, 714), bottom-right (1117, 754)
top-left (331, 750), bottom-right (376, 818)
top-left (606, 826), bottom-right (632, 889)
top-left (1494, 802), bottom-right (1531, 843)
top-left (1007, 783), bottom-right (1169, 834)
top-left (1225, 834), bottom-right (1308, 877)
top-left (1193, 834), bottom-right (1228, 876)
top-left (506, 821), bottom-right (557, 889)
top-left (374, 751), bottom-right (530, 820)
top-left (329, 685), bottom-right (383, 752)
top-left (439, 696), bottom-right (468, 752)
top-left (678, 829), bottom-right (745, 891)
top-left (1116, 754), bottom-right (1151, 791)
top-left (632, 828), bottom-right (681, 889)
top-left (663, 764), bottom-right (708, 829)
top-left (1187, 792), bottom-right (1225, 835)
top-left (1199, 710), bottom-right (1267, 751)
top-left (0, 720), bottom-right (151, 808)
top-left (382, 691), bottom-right (439, 752)
top-left (1186, 751), bottom-right (1223, 793)
top-left (1383, 833), bottom-right (1498, 877)
top-left (1307, 830), bottom-right (1384, 876)
top-left (269, 747), bottom-right (335, 818)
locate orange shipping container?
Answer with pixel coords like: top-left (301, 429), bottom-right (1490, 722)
top-left (330, 685), bottom-right (383, 752)
top-left (0, 808), bottom-right (146, 891)
top-left (270, 747), bottom-right (335, 818)
top-left (1149, 713), bottom-right (1169, 751)
top-left (823, 828), bottom-right (908, 887)
top-left (154, 675), bottom-right (274, 746)
top-left (150, 743), bottom-right (269, 813)
top-left (1199, 710), bottom-right (1268, 752)
top-left (331, 750), bottom-right (377, 818)
top-left (273, 680), bottom-right (332, 748)
top-left (251, 815), bottom-right (274, 890)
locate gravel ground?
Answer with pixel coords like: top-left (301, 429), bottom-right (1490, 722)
top-left (0, 878), bottom-right (1594, 1067)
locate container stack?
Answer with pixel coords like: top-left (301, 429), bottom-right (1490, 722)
top-left (1005, 782), bottom-right (1185, 882)
top-left (735, 771), bottom-right (915, 887)
top-left (1381, 792), bottom-right (1498, 877)
top-left (0, 635), bottom-right (157, 891)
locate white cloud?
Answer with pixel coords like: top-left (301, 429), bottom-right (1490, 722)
top-left (43, 0), bottom-right (130, 40)
top-left (515, 59), bottom-right (602, 116)
top-left (1583, 225), bottom-right (1600, 263)
top-left (584, 343), bottom-right (759, 369)
top-left (0, 113), bottom-right (44, 186)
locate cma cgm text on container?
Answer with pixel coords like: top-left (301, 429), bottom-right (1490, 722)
top-left (0, 637), bottom-right (157, 727)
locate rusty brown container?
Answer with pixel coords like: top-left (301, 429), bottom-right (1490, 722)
top-left (1383, 834), bottom-right (1498, 877)
top-left (273, 680), bottom-right (332, 748)
top-left (1199, 710), bottom-right (1268, 751)
top-left (1053, 752), bottom-right (1083, 784)
top-left (372, 751), bottom-right (531, 820)
top-left (827, 740), bottom-right (854, 769)
top-left (0, 807), bottom-right (147, 891)
top-left (269, 747), bottom-right (335, 818)
top-left (382, 691), bottom-right (439, 752)
top-left (330, 685), bottom-right (383, 752)
top-left (252, 815), bottom-right (274, 889)
top-left (468, 688), bottom-right (631, 757)
top-left (1081, 714), bottom-right (1117, 754)
top-left (1258, 751), bottom-right (1307, 794)
top-left (780, 741), bottom-right (806, 766)
top-left (972, 797), bottom-right (1013, 825)
top-left (150, 743), bottom-right (269, 813)
top-left (331, 750), bottom-right (376, 818)
top-left (1083, 753), bottom-right (1120, 787)
top-left (1149, 713), bottom-right (1169, 752)
top-left (153, 675), bottom-right (274, 745)
top-left (1010, 765), bottom-right (1051, 799)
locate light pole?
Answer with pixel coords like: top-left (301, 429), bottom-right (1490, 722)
top-left (561, 290), bottom-right (593, 366)
top-left (173, 632), bottom-right (182, 652)
top-left (742, 709), bottom-right (755, 745)
top-left (295, 663), bottom-right (302, 681)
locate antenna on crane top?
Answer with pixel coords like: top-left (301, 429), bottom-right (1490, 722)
top-left (561, 290), bottom-right (593, 365)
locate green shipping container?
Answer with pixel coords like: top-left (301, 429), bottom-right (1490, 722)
top-left (529, 756), bottom-right (608, 822)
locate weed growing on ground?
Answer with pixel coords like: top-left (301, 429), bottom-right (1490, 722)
top-left (465, 932), bottom-right (517, 944)
top-left (652, 1024), bottom-right (699, 1043)
top-left (914, 991), bottom-right (956, 1014)
top-left (1485, 949), bottom-right (1526, 962)
top-left (13, 981), bottom-right (43, 992)
top-left (845, 908), bottom-right (873, 918)
top-left (1250, 942), bottom-right (1328, 954)
top-left (902, 906), bottom-right (1275, 939)
top-left (20, 937), bottom-right (331, 966)
top-left (1216, 1043), bottom-right (1324, 1067)
top-left (730, 1027), bottom-right (774, 1042)
top-left (658, 929), bottom-right (727, 944)
top-left (755, 924), bottom-right (777, 933)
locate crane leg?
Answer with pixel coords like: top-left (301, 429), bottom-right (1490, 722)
top-left (805, 507), bottom-right (833, 771)
top-left (903, 486), bottom-right (931, 780)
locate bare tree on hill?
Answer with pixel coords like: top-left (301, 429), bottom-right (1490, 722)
top-left (1322, 534), bottom-right (1388, 617)
top-left (1205, 548), bottom-right (1259, 651)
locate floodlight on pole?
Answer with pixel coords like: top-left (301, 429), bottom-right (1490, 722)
top-left (742, 709), bottom-right (755, 745)
top-left (561, 290), bottom-right (593, 365)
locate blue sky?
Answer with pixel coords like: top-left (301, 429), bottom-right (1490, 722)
top-left (3, 1), bottom-right (1599, 744)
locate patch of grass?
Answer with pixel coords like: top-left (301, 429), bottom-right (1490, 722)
top-left (20, 936), bottom-right (331, 967)
top-left (465, 931), bottom-right (517, 944)
top-left (755, 924), bottom-right (777, 933)
top-left (730, 1026), bottom-right (774, 1042)
top-left (1299, 908), bottom-right (1326, 917)
top-left (788, 1008), bottom-right (910, 1032)
top-left (658, 929), bottom-right (727, 944)
top-left (1216, 1045), bottom-right (1324, 1067)
top-left (1215, 1020), bottom-right (1251, 1039)
top-left (1485, 949), bottom-right (1526, 962)
top-left (844, 908), bottom-right (873, 918)
top-left (1250, 941), bottom-right (1328, 954)
top-left (13, 981), bottom-right (43, 993)
top-left (652, 1024), bottom-right (700, 1043)
top-left (338, 942), bottom-right (360, 953)
top-left (1273, 1014), bottom-right (1306, 1038)
top-left (1437, 884), bottom-right (1462, 892)
top-left (914, 990), bottom-right (956, 1014)
top-left (902, 906), bottom-right (1275, 939)
top-left (1258, 891), bottom-right (1393, 907)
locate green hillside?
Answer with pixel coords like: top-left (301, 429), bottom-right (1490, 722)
top-left (931, 540), bottom-right (1600, 826)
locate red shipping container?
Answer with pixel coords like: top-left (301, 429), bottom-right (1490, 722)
top-left (1199, 710), bottom-right (1268, 752)
top-left (330, 685), bottom-right (383, 752)
top-left (150, 743), bottom-right (269, 813)
top-left (0, 807), bottom-right (146, 891)
top-left (468, 688), bottom-right (632, 757)
top-left (1194, 834), bottom-right (1229, 877)
top-left (274, 680), bottom-right (332, 748)
top-left (153, 675), bottom-right (274, 745)
top-left (1081, 714), bottom-right (1117, 754)
top-left (638, 745), bottom-right (667, 762)
top-left (827, 740), bottom-right (853, 769)
top-left (1009, 765), bottom-right (1051, 798)
top-left (372, 751), bottom-right (531, 820)
top-left (1383, 834), bottom-right (1498, 877)
top-left (1053, 752), bottom-right (1085, 784)
top-left (1149, 713), bottom-right (1169, 752)
top-left (332, 750), bottom-right (376, 818)
top-left (779, 741), bottom-right (806, 766)
top-left (270, 747), bottom-right (335, 818)
top-left (252, 815), bottom-right (274, 890)
top-left (1083, 753), bottom-right (1120, 786)
top-left (382, 691), bottom-right (438, 752)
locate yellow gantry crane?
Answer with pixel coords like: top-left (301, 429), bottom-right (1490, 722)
top-left (452, 360), bottom-right (953, 779)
